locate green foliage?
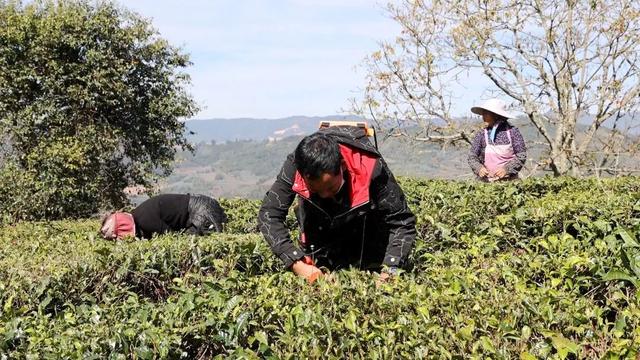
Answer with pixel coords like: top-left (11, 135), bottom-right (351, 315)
top-left (219, 197), bottom-right (297, 235)
top-left (1, 177), bottom-right (639, 358)
top-left (218, 198), bottom-right (263, 234)
top-left (0, 0), bottom-right (198, 221)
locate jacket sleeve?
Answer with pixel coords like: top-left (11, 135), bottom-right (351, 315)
top-left (258, 154), bottom-right (305, 268)
top-left (467, 131), bottom-right (485, 176)
top-left (370, 159), bottom-right (417, 269)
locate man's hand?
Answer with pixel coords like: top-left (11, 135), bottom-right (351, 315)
top-left (478, 166), bottom-right (489, 178)
top-left (376, 272), bottom-right (391, 287)
top-left (492, 167), bottom-right (507, 179)
top-left (291, 260), bottom-right (323, 284)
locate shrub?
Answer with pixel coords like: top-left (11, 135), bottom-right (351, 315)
top-left (1, 177), bottom-right (639, 358)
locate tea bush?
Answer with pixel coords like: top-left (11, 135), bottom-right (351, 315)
top-left (1, 177), bottom-right (639, 358)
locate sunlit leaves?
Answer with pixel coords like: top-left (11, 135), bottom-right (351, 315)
top-left (0, 0), bottom-right (199, 221)
top-left (0, 177), bottom-right (639, 357)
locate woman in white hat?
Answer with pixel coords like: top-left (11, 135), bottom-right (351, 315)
top-left (468, 98), bottom-right (527, 181)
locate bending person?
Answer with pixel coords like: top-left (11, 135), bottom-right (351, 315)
top-left (258, 126), bottom-right (416, 283)
top-left (100, 194), bottom-right (227, 240)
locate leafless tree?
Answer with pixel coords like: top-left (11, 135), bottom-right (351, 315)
top-left (352, 0), bottom-right (640, 176)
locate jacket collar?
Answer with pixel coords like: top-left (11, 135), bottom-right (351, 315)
top-left (292, 144), bottom-right (378, 208)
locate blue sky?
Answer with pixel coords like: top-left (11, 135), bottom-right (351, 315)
top-left (122, 0), bottom-right (402, 119)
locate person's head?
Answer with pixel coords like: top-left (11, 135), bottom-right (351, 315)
top-left (100, 212), bottom-right (136, 240)
top-left (471, 98), bottom-right (513, 127)
top-left (294, 133), bottom-right (345, 199)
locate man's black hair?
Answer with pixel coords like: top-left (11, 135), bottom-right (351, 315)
top-left (294, 132), bottom-right (342, 179)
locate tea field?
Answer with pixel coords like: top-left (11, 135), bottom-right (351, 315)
top-left (1, 177), bottom-right (639, 358)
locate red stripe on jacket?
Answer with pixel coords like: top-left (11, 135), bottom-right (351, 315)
top-left (291, 144), bottom-right (378, 208)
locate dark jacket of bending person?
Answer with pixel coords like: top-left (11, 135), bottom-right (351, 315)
top-left (100, 194), bottom-right (227, 240)
top-left (258, 126), bottom-right (417, 283)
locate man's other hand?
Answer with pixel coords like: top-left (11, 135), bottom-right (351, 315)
top-left (376, 272), bottom-right (391, 288)
top-left (291, 260), bottom-right (323, 284)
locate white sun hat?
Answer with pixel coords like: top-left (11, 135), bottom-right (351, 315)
top-left (470, 98), bottom-right (515, 119)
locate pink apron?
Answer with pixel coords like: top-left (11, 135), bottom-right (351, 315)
top-left (484, 128), bottom-right (516, 182)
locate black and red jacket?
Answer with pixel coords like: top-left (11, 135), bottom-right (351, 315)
top-left (258, 126), bottom-right (416, 270)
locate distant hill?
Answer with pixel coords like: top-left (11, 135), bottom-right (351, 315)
top-left (166, 116), bottom-right (638, 199)
top-left (185, 115), bottom-right (364, 143)
top-left (161, 131), bottom-right (477, 199)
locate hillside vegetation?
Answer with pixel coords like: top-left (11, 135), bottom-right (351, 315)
top-left (164, 120), bottom-right (638, 199)
top-left (161, 135), bottom-right (476, 199)
top-left (1, 177), bottom-right (639, 358)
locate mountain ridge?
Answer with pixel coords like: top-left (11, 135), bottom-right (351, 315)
top-left (172, 115), bottom-right (638, 199)
top-left (185, 115), bottom-right (365, 143)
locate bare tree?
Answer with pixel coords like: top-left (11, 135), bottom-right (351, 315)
top-left (352, 0), bottom-right (640, 176)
